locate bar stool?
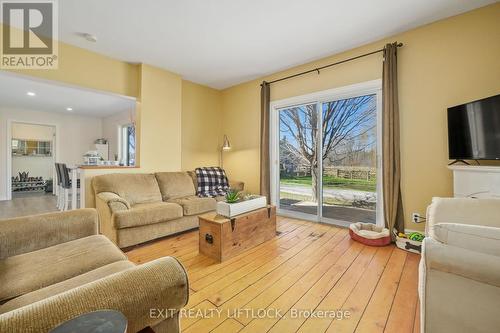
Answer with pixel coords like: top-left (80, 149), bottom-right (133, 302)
top-left (60, 163), bottom-right (80, 211)
top-left (54, 163), bottom-right (64, 210)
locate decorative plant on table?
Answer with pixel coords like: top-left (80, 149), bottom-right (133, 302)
top-left (225, 189), bottom-right (241, 203)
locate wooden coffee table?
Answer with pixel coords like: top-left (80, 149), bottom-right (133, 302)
top-left (198, 205), bottom-right (276, 262)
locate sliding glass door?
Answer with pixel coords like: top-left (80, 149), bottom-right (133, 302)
top-left (272, 80), bottom-right (382, 226)
top-left (278, 103), bottom-right (319, 219)
top-left (320, 95), bottom-right (378, 224)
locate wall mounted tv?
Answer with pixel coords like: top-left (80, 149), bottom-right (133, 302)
top-left (448, 94), bottom-right (500, 161)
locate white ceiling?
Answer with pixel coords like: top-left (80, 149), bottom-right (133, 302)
top-left (0, 72), bottom-right (136, 117)
top-left (51, 0), bottom-right (496, 89)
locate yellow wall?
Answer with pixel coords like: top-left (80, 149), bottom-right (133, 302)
top-left (139, 64), bottom-right (182, 171)
top-left (221, 3), bottom-right (500, 230)
top-left (181, 80), bottom-right (222, 171)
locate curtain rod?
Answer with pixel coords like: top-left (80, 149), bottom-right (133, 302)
top-left (262, 42), bottom-right (403, 86)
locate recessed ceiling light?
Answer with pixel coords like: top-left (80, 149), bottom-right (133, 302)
top-left (26, 92), bottom-right (36, 96)
top-left (66, 107), bottom-right (73, 111)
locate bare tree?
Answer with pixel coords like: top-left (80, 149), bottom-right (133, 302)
top-left (280, 95), bottom-right (376, 201)
top-left (326, 132), bottom-right (376, 167)
top-left (279, 136), bottom-right (309, 173)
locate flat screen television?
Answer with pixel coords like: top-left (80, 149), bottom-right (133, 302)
top-left (448, 94), bottom-right (500, 161)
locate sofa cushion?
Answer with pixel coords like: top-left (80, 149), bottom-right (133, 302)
top-left (113, 202), bottom-right (183, 229)
top-left (168, 196), bottom-right (216, 216)
top-left (0, 235), bottom-right (126, 302)
top-left (0, 208), bottom-right (98, 260)
top-left (0, 260), bottom-right (135, 314)
top-left (155, 172), bottom-right (196, 200)
top-left (92, 173), bottom-right (162, 205)
top-left (117, 215), bottom-right (199, 248)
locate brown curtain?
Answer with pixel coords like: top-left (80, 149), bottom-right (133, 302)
top-left (260, 81), bottom-right (271, 203)
top-left (382, 42), bottom-right (404, 239)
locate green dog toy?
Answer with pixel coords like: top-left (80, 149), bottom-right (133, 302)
top-left (408, 232), bottom-right (424, 242)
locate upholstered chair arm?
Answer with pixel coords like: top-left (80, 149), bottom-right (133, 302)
top-left (0, 257), bottom-right (189, 333)
top-left (229, 180), bottom-right (245, 192)
top-left (425, 197), bottom-right (500, 237)
top-left (94, 192), bottom-right (130, 245)
top-left (96, 192), bottom-right (131, 212)
top-left (423, 237), bottom-right (500, 288)
top-left (432, 223), bottom-right (500, 257)
top-left (0, 209), bottom-right (98, 259)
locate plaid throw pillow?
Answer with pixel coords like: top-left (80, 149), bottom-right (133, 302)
top-left (195, 167), bottom-right (230, 197)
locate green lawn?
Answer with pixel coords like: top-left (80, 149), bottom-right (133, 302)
top-left (280, 174), bottom-right (376, 192)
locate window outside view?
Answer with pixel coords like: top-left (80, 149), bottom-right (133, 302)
top-left (279, 94), bottom-right (377, 223)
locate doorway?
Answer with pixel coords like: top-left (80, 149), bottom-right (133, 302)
top-left (8, 122), bottom-right (56, 199)
top-left (270, 80), bottom-right (383, 227)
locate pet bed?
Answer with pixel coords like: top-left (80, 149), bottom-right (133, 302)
top-left (349, 222), bottom-right (391, 246)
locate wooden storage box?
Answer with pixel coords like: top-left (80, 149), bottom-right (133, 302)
top-left (198, 205), bottom-right (276, 262)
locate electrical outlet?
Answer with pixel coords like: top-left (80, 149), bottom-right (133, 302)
top-left (412, 213), bottom-right (421, 223)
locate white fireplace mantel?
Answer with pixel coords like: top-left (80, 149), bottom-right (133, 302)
top-left (448, 165), bottom-right (500, 198)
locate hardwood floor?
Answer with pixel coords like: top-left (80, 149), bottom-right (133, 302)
top-left (127, 216), bottom-right (420, 333)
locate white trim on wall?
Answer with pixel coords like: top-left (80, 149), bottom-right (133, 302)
top-left (270, 79), bottom-right (384, 227)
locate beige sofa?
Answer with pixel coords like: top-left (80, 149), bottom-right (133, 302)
top-left (93, 171), bottom-right (244, 248)
top-left (0, 209), bottom-right (188, 333)
top-left (420, 198), bottom-right (500, 333)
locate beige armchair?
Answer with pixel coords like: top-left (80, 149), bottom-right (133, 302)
top-left (0, 209), bottom-right (188, 333)
top-left (420, 198), bottom-right (500, 333)
top-left (425, 197), bottom-right (500, 237)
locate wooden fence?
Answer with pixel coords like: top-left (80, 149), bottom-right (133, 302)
top-left (324, 166), bottom-right (376, 181)
top-left (282, 165), bottom-right (376, 181)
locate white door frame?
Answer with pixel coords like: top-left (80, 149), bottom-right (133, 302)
top-left (6, 120), bottom-right (58, 200)
top-left (270, 79), bottom-right (384, 227)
